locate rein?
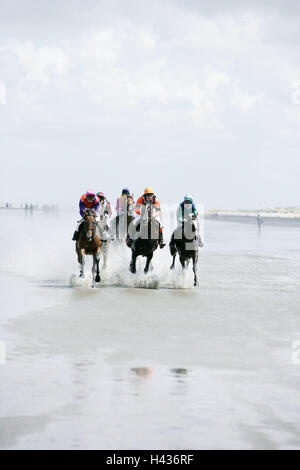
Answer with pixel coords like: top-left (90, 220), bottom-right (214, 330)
top-left (127, 197), bottom-right (134, 216)
top-left (84, 216), bottom-right (97, 242)
top-left (181, 218), bottom-right (197, 242)
top-left (141, 204), bottom-right (155, 224)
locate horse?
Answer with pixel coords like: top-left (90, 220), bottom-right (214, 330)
top-left (114, 195), bottom-right (135, 242)
top-left (128, 203), bottom-right (160, 274)
top-left (75, 209), bottom-right (103, 285)
top-left (98, 205), bottom-right (112, 269)
top-left (169, 214), bottom-right (200, 286)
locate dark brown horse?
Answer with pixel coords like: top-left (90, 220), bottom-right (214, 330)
top-left (169, 215), bottom-right (200, 286)
top-left (114, 195), bottom-right (135, 242)
top-left (75, 209), bottom-right (103, 286)
top-left (128, 203), bottom-right (159, 274)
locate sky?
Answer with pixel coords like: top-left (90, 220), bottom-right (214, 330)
top-left (0, 0), bottom-right (300, 209)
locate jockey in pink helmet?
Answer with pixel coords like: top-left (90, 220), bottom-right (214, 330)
top-left (72, 190), bottom-right (100, 241)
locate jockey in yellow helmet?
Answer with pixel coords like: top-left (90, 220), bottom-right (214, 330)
top-left (127, 186), bottom-right (165, 248)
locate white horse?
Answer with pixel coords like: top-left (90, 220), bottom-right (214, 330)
top-left (98, 206), bottom-right (112, 269)
top-left (114, 195), bottom-right (135, 243)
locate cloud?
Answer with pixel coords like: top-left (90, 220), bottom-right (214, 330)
top-left (126, 77), bottom-right (168, 104)
top-left (292, 80), bottom-right (300, 105)
top-left (1, 1), bottom-right (300, 208)
top-left (204, 69), bottom-right (231, 95)
top-left (231, 86), bottom-right (259, 111)
top-left (79, 29), bottom-right (119, 66)
top-left (0, 80), bottom-right (6, 104)
top-left (13, 42), bottom-right (69, 84)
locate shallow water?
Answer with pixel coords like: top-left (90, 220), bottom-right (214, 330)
top-left (0, 209), bottom-right (300, 449)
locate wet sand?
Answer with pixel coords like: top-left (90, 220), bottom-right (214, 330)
top-left (0, 210), bottom-right (300, 449)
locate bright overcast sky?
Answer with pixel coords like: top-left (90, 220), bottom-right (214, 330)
top-left (0, 0), bottom-right (300, 209)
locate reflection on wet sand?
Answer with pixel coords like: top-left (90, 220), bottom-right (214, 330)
top-left (131, 367), bottom-right (153, 378)
top-left (171, 368), bottom-right (188, 377)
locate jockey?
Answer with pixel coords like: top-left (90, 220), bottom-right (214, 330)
top-left (176, 194), bottom-right (197, 222)
top-left (127, 186), bottom-right (165, 248)
top-left (97, 192), bottom-right (112, 217)
top-left (72, 190), bottom-right (100, 241)
top-left (175, 194), bottom-right (203, 247)
top-left (115, 188), bottom-right (134, 216)
top-left (96, 192), bottom-right (113, 240)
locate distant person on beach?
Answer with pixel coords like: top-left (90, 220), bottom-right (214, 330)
top-left (257, 214), bottom-right (263, 228)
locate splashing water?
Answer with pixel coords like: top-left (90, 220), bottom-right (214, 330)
top-left (69, 242), bottom-right (195, 289)
top-left (0, 211), bottom-right (198, 290)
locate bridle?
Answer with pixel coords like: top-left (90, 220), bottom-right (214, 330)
top-left (182, 214), bottom-right (197, 241)
top-left (141, 203), bottom-right (155, 225)
top-left (83, 210), bottom-right (97, 242)
top-left (127, 196), bottom-right (134, 216)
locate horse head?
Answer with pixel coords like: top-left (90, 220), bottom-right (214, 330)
top-left (99, 201), bottom-right (110, 221)
top-left (186, 212), bottom-right (196, 224)
top-left (127, 195), bottom-right (134, 217)
top-left (182, 213), bottom-right (197, 242)
top-left (141, 203), bottom-right (156, 225)
top-left (83, 209), bottom-right (97, 242)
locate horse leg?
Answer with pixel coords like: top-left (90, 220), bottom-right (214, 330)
top-left (91, 256), bottom-right (96, 288)
top-left (115, 216), bottom-right (119, 241)
top-left (76, 243), bottom-right (81, 263)
top-left (129, 252), bottom-right (137, 273)
top-left (91, 253), bottom-right (101, 286)
top-left (144, 253), bottom-right (153, 274)
top-left (170, 233), bottom-right (177, 270)
top-left (95, 251), bottom-right (101, 283)
top-left (180, 256), bottom-right (186, 270)
top-left (170, 254), bottom-right (176, 270)
top-left (103, 242), bottom-right (108, 270)
top-left (79, 249), bottom-right (85, 278)
top-left (193, 255), bottom-right (199, 287)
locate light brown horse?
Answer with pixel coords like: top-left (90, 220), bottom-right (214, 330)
top-left (75, 209), bottom-right (103, 285)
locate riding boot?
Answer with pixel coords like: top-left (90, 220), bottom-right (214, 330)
top-left (159, 229), bottom-right (166, 249)
top-left (72, 231), bottom-right (79, 241)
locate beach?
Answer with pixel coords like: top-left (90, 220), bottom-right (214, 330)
top-left (0, 209), bottom-right (300, 449)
